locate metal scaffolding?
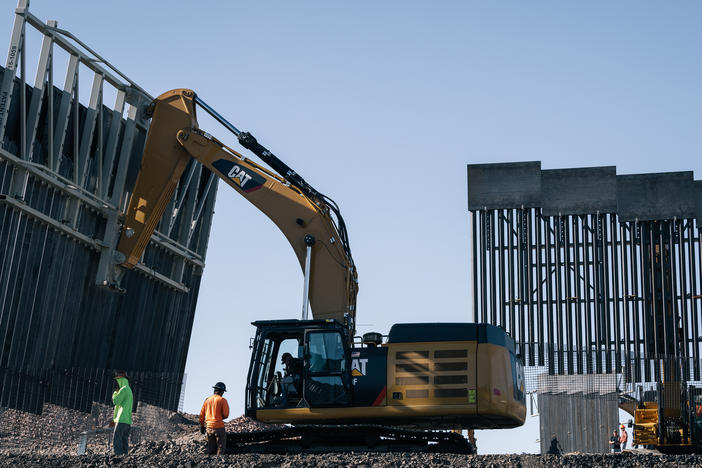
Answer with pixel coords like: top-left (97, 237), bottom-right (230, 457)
top-left (0, 1), bottom-right (217, 413)
top-left (468, 162), bottom-right (701, 381)
top-left (468, 161), bottom-right (702, 452)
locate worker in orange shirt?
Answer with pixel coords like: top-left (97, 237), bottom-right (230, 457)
top-left (199, 382), bottom-right (230, 454)
top-left (619, 424), bottom-right (628, 450)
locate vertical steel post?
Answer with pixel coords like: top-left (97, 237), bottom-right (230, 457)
top-left (301, 235), bottom-right (315, 320)
top-left (689, 222), bottom-right (699, 380)
top-left (527, 209), bottom-right (535, 365)
top-left (508, 210), bottom-right (515, 337)
top-left (78, 73), bottom-right (104, 188)
top-left (675, 220), bottom-right (688, 382)
top-left (678, 220), bottom-right (689, 366)
top-left (489, 210), bottom-right (497, 325)
top-left (72, 66), bottom-right (80, 185)
top-left (19, 6), bottom-right (26, 161)
top-left (47, 35), bottom-right (54, 172)
top-left (661, 222), bottom-right (672, 362)
top-left (621, 223), bottom-right (632, 381)
top-left (592, 214), bottom-right (602, 373)
top-left (564, 216), bottom-right (574, 374)
top-left (658, 381), bottom-right (665, 444)
top-left (101, 89), bottom-right (126, 199)
top-left (663, 222), bottom-right (678, 400)
top-left (640, 221), bottom-right (651, 379)
top-left (611, 214), bottom-right (622, 374)
top-left (0, 1), bottom-right (29, 142)
top-left (583, 215), bottom-right (593, 373)
top-left (555, 216), bottom-right (564, 374)
top-left (536, 212), bottom-right (545, 366)
top-left (498, 210), bottom-right (506, 329)
top-left (602, 214), bottom-right (612, 373)
top-left (697, 224), bottom-right (702, 380)
top-left (648, 222), bottom-right (660, 381)
top-left (480, 210), bottom-right (488, 323)
top-left (545, 216), bottom-right (555, 374)
top-left (518, 208), bottom-right (527, 356)
top-left (471, 211), bottom-right (478, 322)
top-left (574, 215), bottom-right (584, 374)
top-left (632, 221), bottom-right (644, 382)
top-left (25, 22), bottom-right (55, 162)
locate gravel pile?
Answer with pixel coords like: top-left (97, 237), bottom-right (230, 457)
top-left (0, 403), bottom-right (198, 456)
top-left (129, 415), bottom-right (284, 457)
top-left (0, 404), bottom-right (113, 455)
top-left (1, 452), bottom-right (702, 467)
top-left (2, 406), bottom-right (702, 466)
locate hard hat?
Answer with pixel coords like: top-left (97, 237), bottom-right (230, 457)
top-left (213, 382), bottom-right (226, 392)
top-left (620, 424), bottom-right (625, 429)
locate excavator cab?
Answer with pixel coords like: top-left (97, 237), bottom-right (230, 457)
top-left (245, 319), bottom-right (353, 417)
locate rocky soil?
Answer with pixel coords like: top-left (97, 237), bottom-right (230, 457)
top-left (0, 403), bottom-right (193, 456)
top-left (1, 452), bottom-right (702, 468)
top-left (1, 406), bottom-right (701, 466)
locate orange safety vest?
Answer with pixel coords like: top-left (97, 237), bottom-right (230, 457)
top-left (199, 394), bottom-right (230, 429)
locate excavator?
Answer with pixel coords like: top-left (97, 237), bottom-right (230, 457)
top-left (617, 376), bottom-right (702, 452)
top-left (115, 89), bottom-right (526, 452)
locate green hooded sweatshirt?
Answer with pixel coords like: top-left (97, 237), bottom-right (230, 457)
top-left (112, 377), bottom-right (133, 425)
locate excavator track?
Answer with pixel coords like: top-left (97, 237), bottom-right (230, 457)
top-left (226, 424), bottom-right (474, 454)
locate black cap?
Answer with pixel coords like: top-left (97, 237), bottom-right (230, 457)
top-left (213, 382), bottom-right (226, 392)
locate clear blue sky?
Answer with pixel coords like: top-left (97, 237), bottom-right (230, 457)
top-left (5, 0), bottom-right (701, 454)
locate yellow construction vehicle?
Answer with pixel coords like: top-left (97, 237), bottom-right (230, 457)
top-left (116, 89), bottom-right (526, 452)
top-left (628, 383), bottom-right (702, 453)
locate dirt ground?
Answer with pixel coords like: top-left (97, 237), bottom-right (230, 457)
top-left (1, 408), bottom-right (701, 467)
top-left (0, 452), bottom-right (701, 468)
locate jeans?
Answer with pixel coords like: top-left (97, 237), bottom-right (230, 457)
top-left (113, 422), bottom-right (131, 455)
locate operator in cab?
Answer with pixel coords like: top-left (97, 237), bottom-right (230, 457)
top-left (279, 352), bottom-right (303, 407)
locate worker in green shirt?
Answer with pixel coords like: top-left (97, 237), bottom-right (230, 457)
top-left (111, 370), bottom-right (133, 455)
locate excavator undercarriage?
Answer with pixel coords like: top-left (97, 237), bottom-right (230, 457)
top-left (225, 424), bottom-right (473, 454)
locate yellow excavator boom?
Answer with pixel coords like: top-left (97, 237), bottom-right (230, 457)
top-left (116, 89), bottom-right (358, 327)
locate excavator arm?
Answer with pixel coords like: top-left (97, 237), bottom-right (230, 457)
top-left (116, 89), bottom-right (357, 328)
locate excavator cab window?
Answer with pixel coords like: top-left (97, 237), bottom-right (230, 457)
top-left (303, 330), bottom-right (351, 407)
top-left (246, 322), bottom-right (353, 416)
top-left (248, 329), bottom-right (306, 411)
top-left (252, 336), bottom-right (276, 409)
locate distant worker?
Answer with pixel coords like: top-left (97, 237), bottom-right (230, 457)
top-left (280, 352), bottom-right (303, 406)
top-left (199, 382), bottom-right (230, 455)
top-left (547, 434), bottom-right (562, 455)
top-left (619, 424), bottom-right (628, 450)
top-left (110, 370), bottom-right (133, 456)
top-left (609, 429), bottom-right (621, 453)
